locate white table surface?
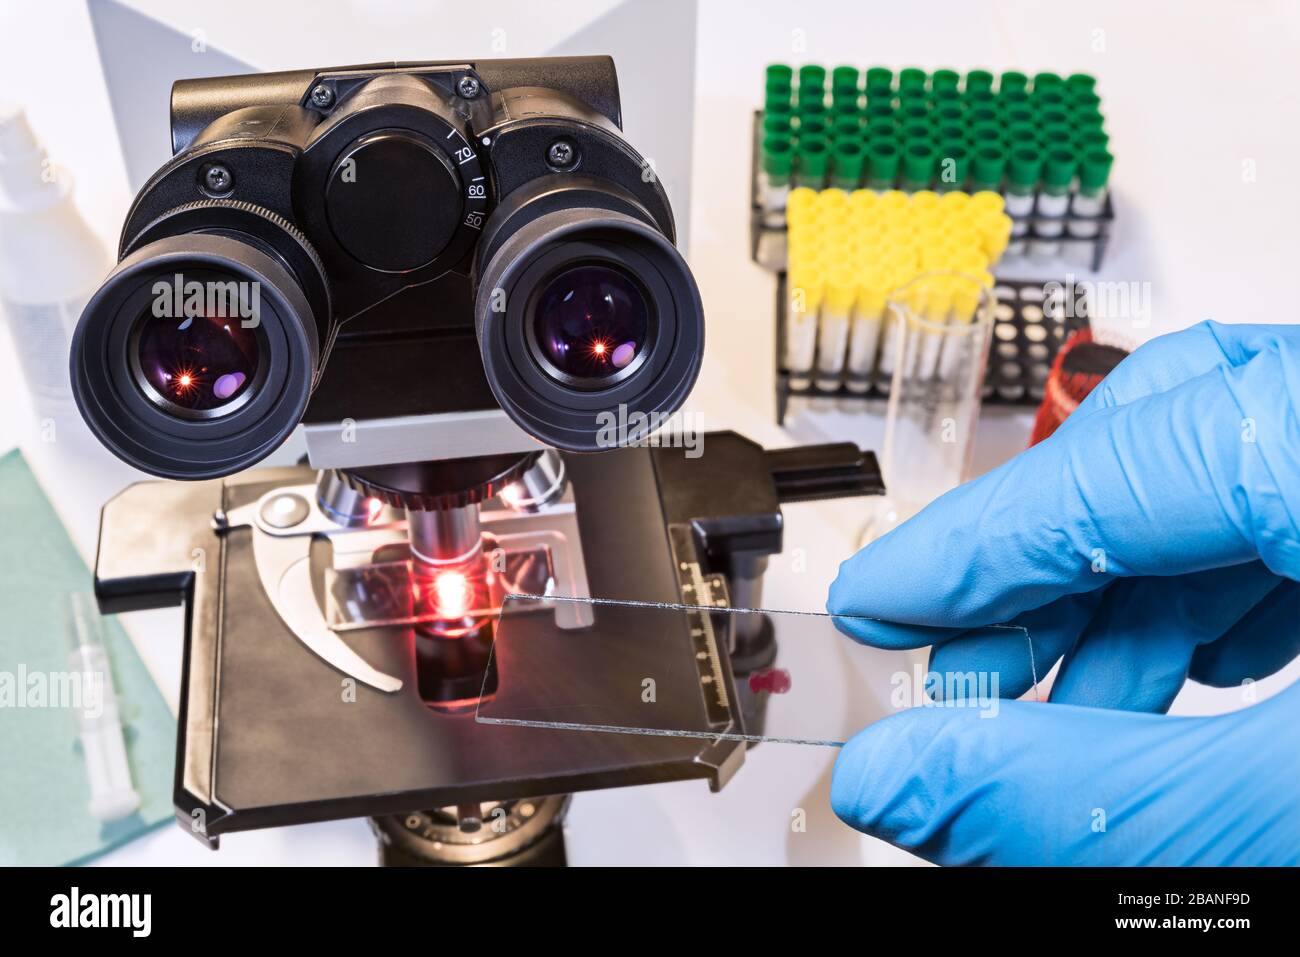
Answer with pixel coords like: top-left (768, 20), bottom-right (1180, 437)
top-left (2, 0), bottom-right (1297, 866)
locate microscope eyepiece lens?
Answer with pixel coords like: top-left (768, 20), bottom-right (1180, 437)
top-left (474, 200), bottom-right (704, 453)
top-left (132, 308), bottom-right (261, 417)
top-left (70, 226), bottom-right (327, 480)
top-left (531, 263), bottom-right (650, 387)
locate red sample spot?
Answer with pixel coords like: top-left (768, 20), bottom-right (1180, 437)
top-left (748, 667), bottom-right (792, 695)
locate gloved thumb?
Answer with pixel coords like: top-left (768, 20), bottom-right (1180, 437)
top-left (830, 686), bottom-right (1300, 866)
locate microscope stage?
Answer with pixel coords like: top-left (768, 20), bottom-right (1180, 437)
top-left (95, 448), bottom-right (748, 843)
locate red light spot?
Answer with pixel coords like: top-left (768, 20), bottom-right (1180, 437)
top-left (170, 365), bottom-right (200, 396)
top-left (433, 571), bottom-right (472, 619)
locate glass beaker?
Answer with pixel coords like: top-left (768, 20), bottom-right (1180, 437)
top-left (861, 271), bottom-right (995, 544)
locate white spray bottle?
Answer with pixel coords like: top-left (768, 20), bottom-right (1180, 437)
top-left (0, 105), bottom-right (110, 420)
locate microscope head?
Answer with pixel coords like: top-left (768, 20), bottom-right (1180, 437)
top-left (68, 58), bottom-right (705, 480)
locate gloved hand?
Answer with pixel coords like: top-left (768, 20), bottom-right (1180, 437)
top-left (827, 321), bottom-right (1300, 865)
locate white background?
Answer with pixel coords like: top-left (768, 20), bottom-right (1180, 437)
top-left (1, 0), bottom-right (1298, 865)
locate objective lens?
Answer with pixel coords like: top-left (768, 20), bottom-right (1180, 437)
top-left (134, 310), bottom-right (260, 415)
top-left (531, 264), bottom-right (649, 385)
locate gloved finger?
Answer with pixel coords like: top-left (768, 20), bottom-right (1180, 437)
top-left (1060, 321), bottom-right (1300, 434)
top-left (1050, 561), bottom-right (1283, 713)
top-left (828, 613), bottom-right (962, 650)
top-left (928, 590), bottom-right (1106, 699)
top-left (830, 683), bottom-right (1300, 866)
top-left (1190, 577), bottom-right (1300, 686)
top-left (828, 341), bottom-right (1300, 646)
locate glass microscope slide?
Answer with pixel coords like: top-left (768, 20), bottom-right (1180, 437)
top-left (474, 595), bottom-right (1039, 747)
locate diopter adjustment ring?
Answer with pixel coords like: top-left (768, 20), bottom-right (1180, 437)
top-left (124, 199), bottom-right (333, 341)
top-left (340, 452), bottom-right (540, 511)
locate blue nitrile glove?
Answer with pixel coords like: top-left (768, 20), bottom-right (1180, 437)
top-left (827, 321), bottom-right (1300, 865)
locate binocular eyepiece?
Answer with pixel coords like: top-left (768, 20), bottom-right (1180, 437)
top-left (70, 60), bottom-right (704, 479)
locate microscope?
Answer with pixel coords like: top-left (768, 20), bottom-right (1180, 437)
top-left (69, 56), bottom-right (882, 865)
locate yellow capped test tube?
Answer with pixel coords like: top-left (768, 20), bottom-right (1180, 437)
top-left (845, 276), bottom-right (888, 391)
top-left (877, 276), bottom-right (927, 390)
top-left (787, 186), bottom-right (819, 222)
top-left (785, 266), bottom-right (823, 390)
top-left (938, 274), bottom-right (989, 382)
top-left (816, 268), bottom-right (856, 390)
top-left (979, 213), bottom-right (1014, 263)
top-left (969, 190), bottom-right (1006, 217)
top-left (914, 276), bottom-right (956, 381)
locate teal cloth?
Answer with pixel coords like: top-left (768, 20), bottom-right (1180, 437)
top-left (0, 449), bottom-right (175, 865)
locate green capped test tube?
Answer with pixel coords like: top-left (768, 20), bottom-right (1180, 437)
top-left (759, 65), bottom-right (790, 107)
top-left (971, 120), bottom-right (1003, 146)
top-left (865, 67), bottom-right (893, 97)
top-left (1004, 143), bottom-right (1041, 256)
top-left (1077, 128), bottom-right (1110, 152)
top-left (1032, 71), bottom-right (1063, 92)
top-left (901, 139), bottom-right (937, 191)
top-left (932, 69), bottom-right (960, 94)
top-left (967, 103), bottom-right (1000, 127)
top-left (799, 64), bottom-right (827, 91)
top-left (898, 67), bottom-right (927, 92)
top-left (865, 98), bottom-right (894, 121)
top-left (798, 86), bottom-right (827, 114)
top-left (1066, 72), bottom-right (1097, 95)
top-left (1034, 86), bottom-right (1068, 110)
top-left (1003, 104), bottom-right (1035, 128)
top-left (831, 136), bottom-right (866, 189)
top-left (1073, 106), bottom-right (1106, 133)
top-left (966, 69), bottom-right (994, 95)
top-left (936, 140), bottom-right (970, 192)
top-left (933, 102), bottom-right (964, 126)
top-left (866, 117), bottom-right (896, 141)
top-left (1000, 70), bottom-right (1028, 95)
top-left (832, 90), bottom-right (861, 115)
top-left (970, 142), bottom-right (1007, 193)
top-left (1030, 147), bottom-right (1077, 259)
top-left (832, 65), bottom-right (860, 94)
top-left (935, 122), bottom-right (966, 145)
top-left (1000, 87), bottom-right (1031, 110)
top-left (897, 98), bottom-right (929, 124)
top-left (766, 63), bottom-right (794, 87)
top-left (865, 137), bottom-right (901, 190)
top-left (760, 135), bottom-right (794, 213)
top-left (762, 114), bottom-right (793, 156)
top-left (832, 112), bottom-right (862, 138)
top-left (796, 135), bottom-right (831, 189)
top-left (797, 111), bottom-right (829, 140)
top-left (1039, 107), bottom-right (1071, 129)
top-left (766, 64), bottom-right (793, 107)
top-left (1066, 148), bottom-right (1114, 263)
top-left (1006, 121), bottom-right (1039, 147)
top-left (900, 120), bottom-right (931, 143)
top-left (1071, 90), bottom-right (1102, 115)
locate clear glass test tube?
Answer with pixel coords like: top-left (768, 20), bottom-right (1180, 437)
top-left (861, 272), bottom-right (995, 545)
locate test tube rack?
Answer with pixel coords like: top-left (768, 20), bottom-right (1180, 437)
top-left (772, 272), bottom-right (1090, 424)
top-left (751, 111), bottom-right (1114, 273)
